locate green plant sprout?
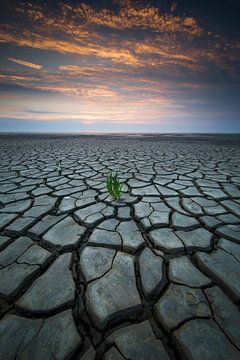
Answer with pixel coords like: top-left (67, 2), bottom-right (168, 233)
top-left (55, 159), bottom-right (62, 172)
top-left (106, 171), bottom-right (122, 200)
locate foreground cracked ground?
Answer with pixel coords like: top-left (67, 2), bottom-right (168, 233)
top-left (0, 134), bottom-right (240, 360)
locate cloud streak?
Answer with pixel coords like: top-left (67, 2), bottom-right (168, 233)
top-left (7, 57), bottom-right (42, 69)
top-left (0, 29), bottom-right (141, 67)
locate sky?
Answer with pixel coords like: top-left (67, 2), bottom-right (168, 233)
top-left (0, 0), bottom-right (239, 133)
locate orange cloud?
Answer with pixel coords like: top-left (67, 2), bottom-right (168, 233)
top-left (1, 1), bottom-right (237, 77)
top-left (64, 2), bottom-right (203, 36)
top-left (0, 0), bottom-right (238, 114)
top-left (15, 2), bottom-right (203, 37)
top-left (134, 42), bottom-right (197, 62)
top-left (0, 29), bottom-right (141, 67)
top-left (0, 27), bottom-right (208, 73)
top-left (7, 57), bottom-right (42, 69)
top-left (0, 1), bottom-right (238, 131)
top-left (0, 73), bottom-right (40, 82)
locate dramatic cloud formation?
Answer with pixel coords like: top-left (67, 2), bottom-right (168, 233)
top-left (0, 0), bottom-right (239, 132)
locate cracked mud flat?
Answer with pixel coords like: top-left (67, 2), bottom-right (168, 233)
top-left (0, 133), bottom-right (240, 360)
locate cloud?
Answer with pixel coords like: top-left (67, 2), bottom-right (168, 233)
top-left (0, 26), bottom-right (226, 74)
top-left (26, 110), bottom-right (65, 114)
top-left (0, 73), bottom-right (40, 82)
top-left (15, 1), bottom-right (203, 37)
top-left (0, 1), bottom-right (238, 76)
top-left (70, 2), bottom-right (202, 36)
top-left (7, 57), bottom-right (42, 69)
top-left (0, 0), bottom-right (239, 130)
top-left (0, 30), bottom-right (141, 67)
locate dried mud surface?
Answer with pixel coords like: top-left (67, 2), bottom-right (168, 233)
top-left (0, 133), bottom-right (240, 360)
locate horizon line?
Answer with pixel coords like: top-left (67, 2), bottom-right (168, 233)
top-left (0, 131), bottom-right (240, 135)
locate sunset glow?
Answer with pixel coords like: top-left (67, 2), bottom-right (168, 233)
top-left (0, 0), bottom-right (239, 132)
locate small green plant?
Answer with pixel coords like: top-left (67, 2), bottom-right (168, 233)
top-left (55, 159), bottom-right (62, 172)
top-left (106, 171), bottom-right (122, 200)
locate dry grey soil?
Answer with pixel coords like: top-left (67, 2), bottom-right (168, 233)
top-left (0, 133), bottom-right (240, 360)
